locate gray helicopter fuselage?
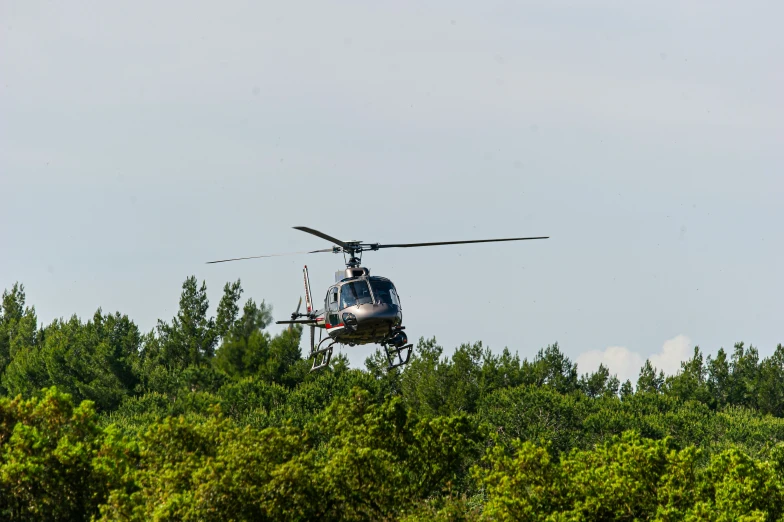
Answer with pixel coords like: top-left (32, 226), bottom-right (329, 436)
top-left (311, 273), bottom-right (403, 346)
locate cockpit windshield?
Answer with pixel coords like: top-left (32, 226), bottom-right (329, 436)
top-left (370, 280), bottom-right (400, 306)
top-left (340, 280), bottom-right (373, 309)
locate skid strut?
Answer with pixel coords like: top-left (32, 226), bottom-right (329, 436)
top-left (384, 343), bottom-right (413, 370)
top-left (310, 338), bottom-right (335, 372)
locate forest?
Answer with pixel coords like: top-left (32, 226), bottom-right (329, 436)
top-left (1, 277), bottom-right (784, 521)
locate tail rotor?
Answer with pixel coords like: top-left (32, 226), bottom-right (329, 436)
top-left (289, 297), bottom-right (303, 331)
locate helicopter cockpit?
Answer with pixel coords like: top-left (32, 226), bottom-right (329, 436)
top-left (326, 277), bottom-right (402, 312)
top-left (340, 280), bottom-right (373, 308)
top-left (369, 279), bottom-right (401, 307)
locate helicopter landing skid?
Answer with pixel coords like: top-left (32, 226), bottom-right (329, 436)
top-left (384, 343), bottom-right (413, 370)
top-left (309, 339), bottom-right (335, 372)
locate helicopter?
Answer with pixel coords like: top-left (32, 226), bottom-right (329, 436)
top-left (207, 226), bottom-right (548, 371)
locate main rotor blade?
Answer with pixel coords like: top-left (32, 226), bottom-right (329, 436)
top-left (377, 236), bottom-right (549, 249)
top-left (206, 248), bottom-right (332, 264)
top-left (293, 226), bottom-right (349, 249)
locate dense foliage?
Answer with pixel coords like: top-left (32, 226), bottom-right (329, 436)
top-left (0, 279), bottom-right (783, 521)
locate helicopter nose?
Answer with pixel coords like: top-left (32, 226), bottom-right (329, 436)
top-left (351, 303), bottom-right (401, 329)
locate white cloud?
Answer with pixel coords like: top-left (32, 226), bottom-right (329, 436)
top-left (649, 335), bottom-right (694, 377)
top-left (576, 346), bottom-right (644, 384)
top-left (576, 335), bottom-right (694, 384)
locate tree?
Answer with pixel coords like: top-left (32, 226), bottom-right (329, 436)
top-left (474, 438), bottom-right (565, 520)
top-left (98, 389), bottom-right (485, 521)
top-left (755, 344), bottom-right (784, 417)
top-left (727, 342), bottom-right (760, 409)
top-left (707, 348), bottom-right (731, 408)
top-left (0, 388), bottom-right (132, 521)
top-left (3, 311), bottom-right (141, 410)
top-left (620, 379), bottom-right (634, 398)
top-left (262, 326), bottom-right (304, 387)
top-left (637, 359), bottom-right (664, 394)
top-left (523, 343), bottom-right (579, 394)
top-left (0, 283), bottom-right (38, 388)
top-left (8, 279), bottom-right (784, 519)
top-left (440, 341), bottom-right (485, 414)
top-left (666, 346), bottom-right (710, 404)
top-left (401, 337), bottom-right (446, 417)
top-left (484, 347), bottom-right (525, 389)
top-left (696, 448), bottom-right (784, 520)
top-left (400, 339), bottom-right (507, 417)
top-left (215, 279), bottom-right (243, 339)
top-left (155, 276), bottom-right (218, 368)
top-left (214, 298), bottom-right (275, 379)
top-left (478, 385), bottom-right (585, 455)
top-left (579, 363), bottom-right (619, 399)
top-left (232, 297), bottom-right (272, 339)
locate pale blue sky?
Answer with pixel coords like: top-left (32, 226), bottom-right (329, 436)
top-left (1, 1), bottom-right (782, 381)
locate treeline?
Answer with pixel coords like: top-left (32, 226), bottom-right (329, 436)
top-left (0, 278), bottom-right (783, 520)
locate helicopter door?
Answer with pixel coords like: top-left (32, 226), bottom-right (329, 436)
top-left (327, 286), bottom-right (340, 327)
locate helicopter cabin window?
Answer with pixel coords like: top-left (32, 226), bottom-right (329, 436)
top-left (340, 280), bottom-right (372, 309)
top-left (328, 287), bottom-right (339, 312)
top-left (370, 280), bottom-right (400, 307)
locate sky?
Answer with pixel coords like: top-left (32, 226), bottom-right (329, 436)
top-left (1, 0), bottom-right (782, 384)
